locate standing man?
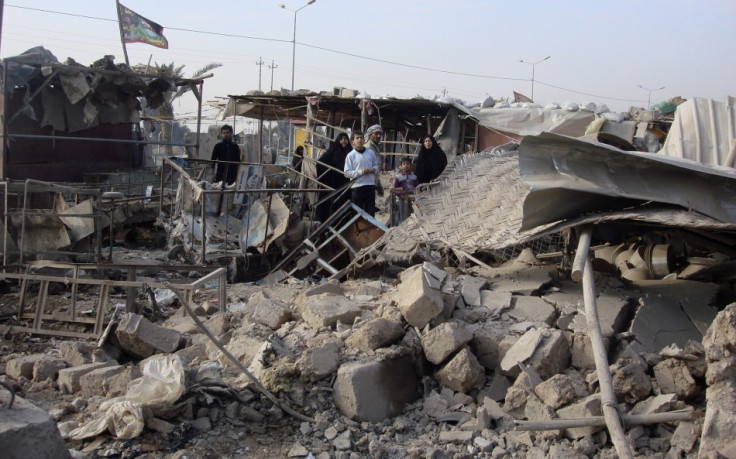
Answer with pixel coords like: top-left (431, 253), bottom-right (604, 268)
top-left (344, 131), bottom-right (381, 216)
top-left (364, 124), bottom-right (385, 196)
top-left (211, 124), bottom-right (241, 185)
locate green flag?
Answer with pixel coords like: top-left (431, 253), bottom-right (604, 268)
top-left (117, 2), bottom-right (168, 49)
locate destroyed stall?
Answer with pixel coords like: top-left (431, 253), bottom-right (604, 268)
top-left (1, 94), bottom-right (736, 458)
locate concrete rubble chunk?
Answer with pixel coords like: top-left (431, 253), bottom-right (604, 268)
top-left (395, 264), bottom-right (445, 328)
top-left (202, 312), bottom-right (230, 336)
top-left (480, 290), bottom-right (512, 316)
top-left (670, 421), bottom-right (699, 454)
top-left (569, 333), bottom-right (608, 370)
top-left (439, 430), bottom-right (474, 443)
top-left (699, 380), bottom-right (736, 459)
top-left (569, 292), bottom-right (631, 338)
top-left (345, 318), bottom-right (404, 352)
top-left (507, 296), bottom-right (556, 325)
top-left (629, 294), bottom-right (702, 353)
top-left (6, 354), bottom-right (49, 380)
top-left (460, 275), bottom-right (486, 307)
top-left (485, 373), bottom-right (511, 401)
top-left (59, 341), bottom-right (95, 366)
top-left (630, 393), bottom-right (677, 415)
top-left (703, 302), bottom-right (736, 385)
top-left (472, 324), bottom-right (508, 370)
top-left (333, 356), bottom-right (419, 422)
top-left (434, 347), bottom-right (486, 393)
top-left (534, 373), bottom-right (589, 409)
top-left (57, 361), bottom-right (114, 394)
top-left (218, 333), bottom-right (265, 367)
top-left (304, 280), bottom-right (344, 297)
top-left (524, 394), bottom-right (560, 440)
top-left (507, 328), bottom-right (570, 380)
top-left (32, 357), bottom-right (67, 382)
top-left (301, 293), bottom-right (361, 329)
top-left (488, 266), bottom-right (552, 296)
top-left (611, 360), bottom-right (653, 404)
top-left (297, 341), bottom-right (340, 382)
top-left (0, 392), bottom-right (71, 459)
top-left (421, 321), bottom-right (473, 365)
top-left (421, 261), bottom-right (448, 288)
top-left (116, 312), bottom-right (182, 358)
top-left (557, 394), bottom-right (603, 440)
top-left (79, 365), bottom-right (124, 396)
top-left (252, 296), bottom-right (293, 330)
top-left (653, 358), bottom-right (699, 399)
top-left (500, 329), bottom-right (543, 373)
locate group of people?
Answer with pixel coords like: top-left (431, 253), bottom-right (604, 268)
top-left (210, 122), bottom-right (448, 221)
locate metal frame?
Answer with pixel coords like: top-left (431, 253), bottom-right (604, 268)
top-left (0, 263), bottom-right (227, 339)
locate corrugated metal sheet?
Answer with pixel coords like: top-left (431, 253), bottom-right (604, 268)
top-left (659, 96), bottom-right (736, 166)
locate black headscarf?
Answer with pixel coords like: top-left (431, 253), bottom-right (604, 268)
top-left (315, 132), bottom-right (352, 222)
top-left (291, 146), bottom-right (304, 170)
top-left (414, 135), bottom-right (447, 185)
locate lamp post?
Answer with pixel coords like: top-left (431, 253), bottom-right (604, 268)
top-left (518, 55), bottom-right (550, 102)
top-left (637, 85), bottom-right (665, 109)
top-left (278, 0), bottom-right (316, 91)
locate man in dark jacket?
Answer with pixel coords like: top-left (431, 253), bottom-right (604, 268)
top-left (211, 125), bottom-right (241, 184)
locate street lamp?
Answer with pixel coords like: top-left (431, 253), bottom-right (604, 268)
top-left (278, 0), bottom-right (316, 91)
top-left (518, 55), bottom-right (550, 102)
top-left (637, 85), bottom-right (665, 109)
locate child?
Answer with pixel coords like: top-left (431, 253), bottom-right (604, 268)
top-left (392, 158), bottom-right (418, 223)
top-left (393, 157), bottom-right (418, 192)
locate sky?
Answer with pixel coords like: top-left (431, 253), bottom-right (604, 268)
top-left (2, 0), bottom-right (735, 129)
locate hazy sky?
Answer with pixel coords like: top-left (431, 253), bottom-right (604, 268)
top-left (2, 0), bottom-right (735, 125)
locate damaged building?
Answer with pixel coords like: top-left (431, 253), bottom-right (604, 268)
top-left (1, 43), bottom-right (736, 458)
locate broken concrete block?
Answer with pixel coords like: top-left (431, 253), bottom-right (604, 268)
top-left (653, 358), bottom-right (698, 399)
top-left (395, 264), bottom-right (444, 328)
top-left (164, 315), bottom-right (199, 334)
top-left (699, 380), bottom-right (736, 459)
top-left (568, 292), bottom-right (631, 338)
top-left (524, 329), bottom-right (570, 380)
top-left (32, 357), bottom-right (66, 382)
top-left (611, 360), bottom-right (653, 404)
top-left (57, 361), bottom-right (114, 394)
top-left (636, 279), bottom-right (719, 335)
top-left (534, 373), bottom-right (589, 410)
top-left (569, 333), bottom-right (608, 370)
top-left (333, 356), bottom-right (419, 422)
top-left (6, 354), bottom-right (48, 380)
top-left (79, 365), bottom-right (126, 397)
top-left (485, 373), bottom-right (511, 401)
top-left (421, 321), bottom-right (473, 365)
top-left (219, 334), bottom-right (266, 367)
top-left (557, 394), bottom-right (603, 440)
top-left (500, 329), bottom-right (543, 373)
top-left (630, 393), bottom-right (677, 415)
top-left (297, 341), bottom-right (340, 382)
top-left (253, 297), bottom-right (292, 330)
top-left (629, 294), bottom-right (703, 353)
top-left (304, 280), bottom-right (344, 297)
top-left (345, 318), bottom-right (404, 352)
top-left (488, 266), bottom-right (552, 296)
top-left (434, 347), bottom-right (486, 393)
top-left (301, 293), bottom-right (361, 329)
top-left (460, 275), bottom-right (486, 307)
top-left (703, 302), bottom-right (736, 385)
top-left (0, 392), bottom-right (71, 459)
top-left (524, 394), bottom-right (560, 440)
top-left (480, 290), bottom-right (512, 316)
top-left (471, 324), bottom-right (508, 370)
top-left (507, 296), bottom-right (556, 325)
top-left (439, 430), bottom-right (473, 443)
top-left (421, 262), bottom-right (448, 288)
top-left (174, 343), bottom-right (208, 367)
top-left (202, 312), bottom-right (230, 336)
top-left (59, 341), bottom-right (94, 367)
top-left (116, 313), bottom-right (182, 358)
top-left (669, 421), bottom-right (699, 454)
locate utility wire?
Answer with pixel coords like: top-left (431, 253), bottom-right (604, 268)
top-left (6, 3), bottom-right (646, 103)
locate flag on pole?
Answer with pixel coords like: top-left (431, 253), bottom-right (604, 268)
top-left (117, 2), bottom-right (168, 49)
top-left (513, 91), bottom-right (533, 103)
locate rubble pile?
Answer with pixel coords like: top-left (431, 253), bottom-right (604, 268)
top-left (1, 250), bottom-right (731, 458)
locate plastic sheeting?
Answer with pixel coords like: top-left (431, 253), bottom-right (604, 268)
top-left (66, 354), bottom-right (185, 440)
top-left (464, 105), bottom-right (595, 137)
top-left (659, 96), bottom-right (736, 167)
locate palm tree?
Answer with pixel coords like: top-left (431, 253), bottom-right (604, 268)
top-left (148, 62), bottom-right (222, 156)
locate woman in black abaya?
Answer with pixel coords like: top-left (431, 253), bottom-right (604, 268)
top-left (315, 132), bottom-right (352, 222)
top-left (414, 135), bottom-right (448, 185)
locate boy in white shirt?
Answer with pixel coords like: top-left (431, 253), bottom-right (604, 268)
top-left (344, 131), bottom-right (382, 216)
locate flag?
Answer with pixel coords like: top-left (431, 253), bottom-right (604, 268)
top-left (513, 91), bottom-right (533, 103)
top-left (117, 2), bottom-right (168, 49)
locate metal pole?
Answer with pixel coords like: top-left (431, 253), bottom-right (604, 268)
top-left (291, 11), bottom-right (297, 90)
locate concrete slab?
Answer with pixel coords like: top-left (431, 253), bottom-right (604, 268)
top-left (395, 265), bottom-right (444, 328)
top-left (421, 322), bottom-right (473, 365)
top-left (345, 318), bottom-right (404, 352)
top-left (116, 313), bottom-right (182, 358)
top-left (507, 296), bottom-right (556, 325)
top-left (301, 293), bottom-right (361, 329)
top-left (629, 294), bottom-right (702, 353)
top-left (635, 279), bottom-right (719, 335)
top-left (500, 329), bottom-right (543, 372)
top-left (434, 347), bottom-right (486, 393)
top-left (487, 267), bottom-right (552, 296)
top-left (460, 275), bottom-right (486, 307)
